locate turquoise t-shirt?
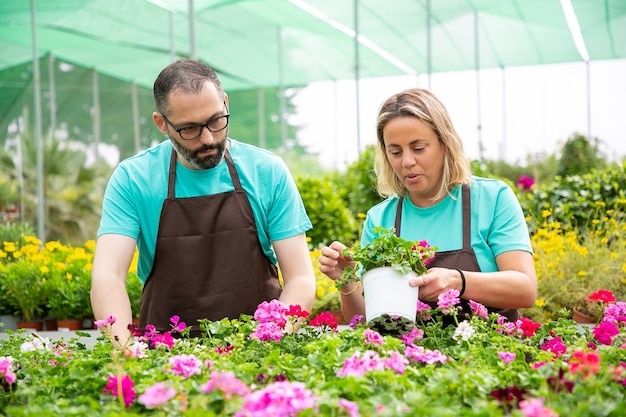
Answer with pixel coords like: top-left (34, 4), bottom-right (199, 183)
top-left (361, 177), bottom-right (532, 273)
top-left (97, 139), bottom-right (312, 282)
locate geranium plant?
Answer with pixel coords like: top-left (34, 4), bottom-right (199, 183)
top-left (336, 226), bottom-right (437, 290)
top-left (2, 291), bottom-right (625, 416)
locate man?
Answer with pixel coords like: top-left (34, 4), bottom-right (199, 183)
top-left (91, 59), bottom-right (315, 342)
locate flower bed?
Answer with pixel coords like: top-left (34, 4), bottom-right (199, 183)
top-left (2, 291), bottom-right (625, 416)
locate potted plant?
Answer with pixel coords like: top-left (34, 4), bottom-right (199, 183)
top-left (0, 259), bottom-right (48, 329)
top-left (337, 226), bottom-right (437, 333)
top-left (46, 271), bottom-right (92, 330)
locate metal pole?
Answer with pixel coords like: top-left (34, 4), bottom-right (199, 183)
top-left (48, 54), bottom-right (56, 136)
top-left (474, 11), bottom-right (483, 160)
top-left (188, 0), bottom-right (196, 59)
top-left (131, 82), bottom-right (141, 154)
top-left (169, 11), bottom-right (176, 62)
top-left (30, 0), bottom-right (45, 243)
top-left (277, 28), bottom-right (287, 147)
top-left (92, 69), bottom-right (100, 161)
top-left (426, 0), bottom-right (432, 89)
top-left (585, 60), bottom-right (591, 140)
top-left (258, 88), bottom-right (266, 148)
top-left (353, 0), bottom-right (361, 153)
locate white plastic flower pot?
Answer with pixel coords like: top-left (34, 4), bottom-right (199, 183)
top-left (361, 266), bottom-right (419, 324)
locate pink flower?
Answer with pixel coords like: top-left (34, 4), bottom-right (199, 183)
top-left (94, 315), bottom-right (116, 328)
top-left (103, 373), bottom-right (136, 409)
top-left (469, 300), bottom-right (489, 319)
top-left (416, 300), bottom-right (432, 321)
top-left (0, 356), bottom-right (16, 385)
top-left (437, 289), bottom-right (461, 315)
top-left (337, 350), bottom-right (385, 377)
top-left (250, 321), bottom-right (285, 342)
top-left (200, 370), bottom-right (250, 399)
top-left (401, 326), bottom-right (424, 346)
top-left (519, 397), bottom-right (558, 417)
top-left (254, 300), bottom-right (289, 327)
top-left (338, 398), bottom-right (360, 417)
top-left (234, 381), bottom-right (317, 417)
top-left (498, 351), bottom-right (516, 364)
top-left (364, 328), bottom-right (384, 346)
top-left (383, 350), bottom-right (408, 374)
top-left (349, 314), bottom-right (365, 329)
top-left (167, 354), bottom-right (202, 378)
top-left (404, 345), bottom-right (448, 365)
top-left (138, 382), bottom-right (176, 408)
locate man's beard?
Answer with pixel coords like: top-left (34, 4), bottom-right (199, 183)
top-left (169, 133), bottom-right (227, 170)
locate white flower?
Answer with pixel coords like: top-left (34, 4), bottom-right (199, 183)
top-left (20, 335), bottom-right (52, 352)
top-left (452, 320), bottom-right (475, 342)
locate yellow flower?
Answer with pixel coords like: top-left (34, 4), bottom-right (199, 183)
top-left (577, 271), bottom-right (587, 277)
top-left (84, 240), bottom-right (96, 251)
top-left (535, 298), bottom-right (545, 307)
top-left (541, 209), bottom-right (552, 218)
top-left (3, 242), bottom-right (16, 252)
top-left (13, 251), bottom-right (22, 258)
top-left (40, 266), bottom-right (49, 274)
top-left (357, 213), bottom-right (366, 219)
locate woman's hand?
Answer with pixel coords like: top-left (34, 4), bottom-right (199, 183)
top-left (318, 241), bottom-right (355, 281)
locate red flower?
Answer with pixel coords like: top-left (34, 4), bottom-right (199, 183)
top-left (568, 350), bottom-right (601, 378)
top-left (287, 304), bottom-right (310, 319)
top-left (518, 317), bottom-right (541, 337)
top-left (309, 312), bottom-right (338, 330)
top-left (588, 290), bottom-right (616, 304)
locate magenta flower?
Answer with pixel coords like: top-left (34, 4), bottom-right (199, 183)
top-left (138, 382), bottom-right (177, 408)
top-left (103, 373), bottom-right (136, 409)
top-left (592, 321), bottom-right (620, 345)
top-left (498, 351), bottom-right (516, 364)
top-left (167, 354), bottom-right (202, 378)
top-left (541, 337), bottom-right (567, 358)
top-left (437, 289), bottom-right (461, 315)
top-left (516, 175), bottom-right (535, 191)
top-left (364, 328), bottom-right (384, 346)
top-left (349, 314), bottom-right (365, 329)
top-left (338, 398), bottom-right (360, 417)
top-left (588, 290), bottom-right (616, 303)
top-left (169, 315), bottom-right (187, 332)
top-left (234, 381), bottom-right (318, 417)
top-left (200, 370), bottom-right (250, 399)
top-left (149, 332), bottom-right (175, 349)
top-left (0, 356), bottom-right (16, 385)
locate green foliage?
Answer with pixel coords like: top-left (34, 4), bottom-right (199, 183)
top-left (557, 132), bottom-right (606, 177)
top-left (46, 272), bottom-right (92, 320)
top-left (0, 260), bottom-right (48, 321)
top-left (332, 145), bottom-right (382, 217)
top-left (0, 222), bottom-right (33, 244)
top-left (126, 272), bottom-right (143, 320)
top-left (338, 226), bottom-right (437, 289)
top-left (518, 162), bottom-right (626, 235)
top-left (295, 175), bottom-right (359, 248)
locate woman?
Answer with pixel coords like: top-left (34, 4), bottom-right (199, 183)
top-left (319, 88), bottom-right (537, 324)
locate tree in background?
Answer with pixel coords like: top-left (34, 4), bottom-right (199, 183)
top-left (557, 132), bottom-right (606, 177)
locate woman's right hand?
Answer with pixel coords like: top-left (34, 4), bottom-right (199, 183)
top-left (318, 241), bottom-right (355, 281)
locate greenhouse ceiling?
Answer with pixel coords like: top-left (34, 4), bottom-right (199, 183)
top-left (1, 0), bottom-right (624, 92)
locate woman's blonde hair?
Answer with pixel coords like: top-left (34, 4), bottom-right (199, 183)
top-left (374, 88), bottom-right (472, 201)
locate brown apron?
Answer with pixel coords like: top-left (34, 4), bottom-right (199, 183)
top-left (139, 149), bottom-right (281, 335)
top-left (395, 184), bottom-right (519, 323)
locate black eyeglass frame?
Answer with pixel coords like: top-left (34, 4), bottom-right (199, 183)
top-left (160, 101), bottom-right (230, 140)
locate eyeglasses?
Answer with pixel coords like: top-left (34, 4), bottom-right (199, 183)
top-left (160, 102), bottom-right (230, 140)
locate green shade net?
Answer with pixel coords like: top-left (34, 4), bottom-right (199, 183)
top-left (0, 0), bottom-right (624, 152)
